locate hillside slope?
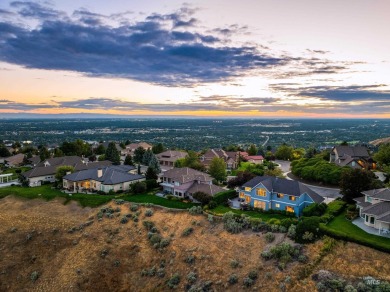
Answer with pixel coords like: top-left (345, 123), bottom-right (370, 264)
top-left (0, 196), bottom-right (389, 291)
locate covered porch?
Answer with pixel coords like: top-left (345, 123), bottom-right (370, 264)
top-left (0, 173), bottom-right (13, 184)
top-left (352, 217), bottom-right (390, 237)
top-left (63, 179), bottom-right (95, 193)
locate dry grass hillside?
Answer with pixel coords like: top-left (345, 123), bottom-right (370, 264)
top-left (0, 196), bottom-right (389, 292)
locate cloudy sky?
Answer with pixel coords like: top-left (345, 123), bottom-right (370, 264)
top-left (0, 0), bottom-right (389, 118)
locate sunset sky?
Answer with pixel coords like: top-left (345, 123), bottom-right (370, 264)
top-left (0, 0), bottom-right (389, 118)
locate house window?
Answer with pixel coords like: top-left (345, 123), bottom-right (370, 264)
top-left (289, 196), bottom-right (296, 201)
top-left (254, 200), bottom-right (266, 209)
top-left (285, 206), bottom-right (294, 213)
top-left (256, 188), bottom-right (266, 197)
top-left (277, 193), bottom-right (284, 198)
top-left (245, 187), bottom-right (251, 192)
top-left (370, 217), bottom-right (375, 224)
top-left (245, 196), bottom-right (251, 203)
top-left (365, 215), bottom-right (369, 222)
top-left (239, 192), bottom-right (245, 198)
top-left (275, 203), bottom-right (280, 208)
top-left (367, 197), bottom-right (372, 203)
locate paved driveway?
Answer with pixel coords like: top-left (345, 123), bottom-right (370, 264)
top-left (275, 159), bottom-right (342, 201)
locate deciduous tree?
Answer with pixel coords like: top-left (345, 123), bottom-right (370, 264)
top-left (209, 157), bottom-right (226, 182)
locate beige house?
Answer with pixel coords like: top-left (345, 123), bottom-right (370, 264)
top-left (159, 167), bottom-right (224, 200)
top-left (124, 142), bottom-right (153, 156)
top-left (355, 188), bottom-right (390, 235)
top-left (63, 165), bottom-right (144, 193)
top-left (200, 149), bottom-right (239, 170)
top-left (22, 156), bottom-right (111, 187)
top-left (156, 150), bottom-right (187, 170)
top-left (330, 145), bottom-right (375, 169)
top-left (5, 153), bottom-right (25, 167)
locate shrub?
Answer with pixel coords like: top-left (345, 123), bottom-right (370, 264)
top-left (145, 209), bottom-right (154, 217)
top-left (192, 191), bottom-right (212, 205)
top-left (159, 238), bottom-right (170, 248)
top-left (30, 271), bottom-right (39, 282)
top-left (302, 203), bottom-right (327, 217)
top-left (295, 217), bottom-right (321, 243)
top-left (188, 206), bottom-right (203, 215)
top-left (212, 190), bottom-right (237, 205)
top-left (130, 204), bottom-right (139, 212)
top-left (324, 200), bottom-right (346, 217)
top-left (167, 273), bottom-right (181, 289)
top-left (243, 277), bottom-right (254, 287)
top-left (261, 250), bottom-right (272, 260)
top-left (268, 218), bottom-right (281, 225)
top-left (145, 179), bottom-right (158, 190)
top-left (207, 214), bottom-right (214, 223)
top-left (131, 181), bottom-right (147, 194)
top-left (114, 199), bottom-right (125, 205)
top-left (182, 227), bottom-right (194, 237)
top-left (287, 225), bottom-right (296, 239)
top-left (120, 216), bottom-right (129, 224)
top-left (184, 255), bottom-right (195, 265)
top-left (150, 234), bottom-right (162, 246)
top-left (248, 270), bottom-right (258, 280)
top-left (208, 200), bottom-right (218, 209)
top-left (265, 232), bottom-right (275, 243)
top-left (230, 259), bottom-right (239, 268)
top-left (228, 274), bottom-right (238, 285)
top-left (187, 271), bottom-right (197, 283)
top-left (143, 221), bottom-right (155, 231)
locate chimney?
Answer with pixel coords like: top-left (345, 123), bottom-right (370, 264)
top-left (97, 168), bottom-right (103, 178)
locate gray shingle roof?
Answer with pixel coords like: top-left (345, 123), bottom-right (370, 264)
top-left (157, 150), bottom-right (187, 162)
top-left (362, 201), bottom-right (390, 217)
top-left (362, 188), bottom-right (390, 201)
top-left (354, 197), bottom-right (372, 208)
top-left (64, 165), bottom-right (142, 185)
top-left (187, 183), bottom-right (225, 197)
top-left (22, 157), bottom-right (112, 178)
top-left (334, 146), bottom-right (370, 158)
top-left (161, 167), bottom-right (212, 184)
top-left (242, 176), bottom-right (324, 203)
top-left (377, 212), bottom-right (390, 223)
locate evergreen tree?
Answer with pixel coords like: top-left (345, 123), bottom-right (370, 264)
top-left (94, 144), bottom-right (106, 155)
top-left (134, 147), bottom-right (145, 164)
top-left (148, 154), bottom-right (161, 174)
top-left (142, 149), bottom-right (153, 165)
top-left (124, 154), bottom-right (134, 166)
top-left (209, 157), bottom-right (227, 182)
top-left (105, 142), bottom-right (120, 165)
top-left (39, 146), bottom-right (51, 161)
top-left (145, 166), bottom-right (158, 180)
top-left (0, 145), bottom-right (11, 157)
top-left (152, 143), bottom-right (165, 154)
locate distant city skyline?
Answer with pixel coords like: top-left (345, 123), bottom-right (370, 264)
top-left (0, 0), bottom-right (389, 118)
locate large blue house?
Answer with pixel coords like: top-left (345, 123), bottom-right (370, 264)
top-left (239, 176), bottom-right (324, 216)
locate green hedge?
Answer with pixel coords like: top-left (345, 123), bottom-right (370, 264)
top-left (212, 189), bottom-right (237, 205)
top-left (320, 223), bottom-right (390, 253)
top-left (324, 200), bottom-right (346, 216)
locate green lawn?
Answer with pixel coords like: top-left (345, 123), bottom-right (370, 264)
top-left (0, 185), bottom-right (112, 207)
top-left (323, 211), bottom-right (390, 252)
top-left (122, 194), bottom-right (196, 209)
top-left (1, 166), bottom-right (31, 180)
top-left (209, 205), bottom-right (290, 221)
top-left (0, 185), bottom-right (196, 209)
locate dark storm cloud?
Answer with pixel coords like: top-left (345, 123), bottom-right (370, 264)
top-left (0, 4), bottom-right (287, 86)
top-left (0, 99), bottom-right (55, 110)
top-left (10, 1), bottom-right (66, 20)
top-left (270, 84), bottom-right (390, 102)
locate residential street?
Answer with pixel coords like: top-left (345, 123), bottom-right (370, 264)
top-left (275, 160), bottom-right (342, 202)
